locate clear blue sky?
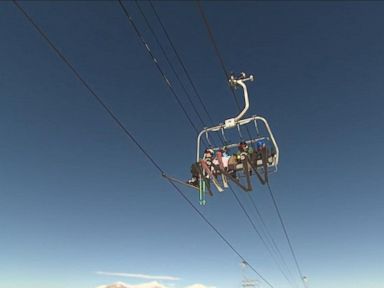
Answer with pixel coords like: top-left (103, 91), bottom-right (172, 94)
top-left (1, 1), bottom-right (384, 288)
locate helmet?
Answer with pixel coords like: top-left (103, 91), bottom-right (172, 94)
top-left (256, 140), bottom-right (265, 150)
top-left (204, 148), bottom-right (214, 155)
top-left (239, 141), bottom-right (248, 149)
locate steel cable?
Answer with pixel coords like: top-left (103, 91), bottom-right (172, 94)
top-left (13, 1), bottom-right (276, 287)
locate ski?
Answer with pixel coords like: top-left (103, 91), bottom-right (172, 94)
top-left (200, 160), bottom-right (223, 193)
top-left (215, 150), bottom-right (228, 188)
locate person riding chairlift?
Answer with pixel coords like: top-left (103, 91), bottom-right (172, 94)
top-left (227, 141), bottom-right (253, 177)
top-left (187, 148), bottom-right (215, 187)
top-left (253, 139), bottom-right (276, 166)
top-left (213, 146), bottom-right (230, 172)
top-left (255, 140), bottom-right (266, 157)
top-left (237, 141), bottom-right (253, 160)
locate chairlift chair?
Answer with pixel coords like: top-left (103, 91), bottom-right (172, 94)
top-left (195, 73), bottom-right (279, 204)
top-left (164, 72), bottom-right (279, 205)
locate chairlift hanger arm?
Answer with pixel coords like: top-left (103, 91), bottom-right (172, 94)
top-left (225, 73), bottom-right (254, 128)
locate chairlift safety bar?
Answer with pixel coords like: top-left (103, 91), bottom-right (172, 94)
top-left (196, 115), bottom-right (279, 166)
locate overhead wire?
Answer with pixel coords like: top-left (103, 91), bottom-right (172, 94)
top-left (246, 193), bottom-right (299, 288)
top-left (195, 0), bottom-right (241, 109)
top-left (148, 0), bottom-right (214, 126)
top-left (118, 0), bottom-right (200, 135)
top-left (247, 118), bottom-right (298, 287)
top-left (133, 0), bottom-right (206, 129)
top-left (267, 183), bottom-right (307, 288)
top-left (127, 9), bottom-right (293, 277)
top-left (195, 0), bottom-right (256, 149)
top-left (137, 1), bottom-right (306, 285)
top-left (228, 184), bottom-right (297, 288)
top-left (146, 0), bottom-right (226, 147)
top-left (12, 1), bottom-right (276, 287)
top-left (119, 0), bottom-right (217, 148)
top-left (12, 0), bottom-right (164, 172)
top-left (195, 1), bottom-right (306, 287)
top-left (133, 0), bottom-right (220, 148)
